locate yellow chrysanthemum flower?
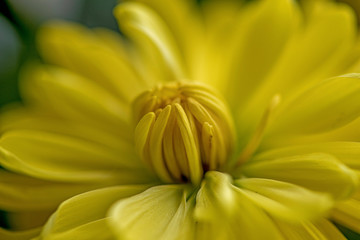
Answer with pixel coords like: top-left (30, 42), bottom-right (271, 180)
top-left (1, 0), bottom-right (360, 239)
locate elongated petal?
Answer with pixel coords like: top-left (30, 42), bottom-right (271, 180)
top-left (274, 218), bottom-right (346, 240)
top-left (194, 171), bottom-right (235, 221)
top-left (0, 130), bottom-right (152, 183)
top-left (267, 74), bottom-right (360, 137)
top-left (243, 153), bottom-right (358, 199)
top-left (206, 0), bottom-right (298, 110)
top-left (126, 0), bottom-right (203, 79)
top-left (235, 178), bottom-right (333, 221)
top-left (238, 1), bottom-right (357, 147)
top-left (39, 186), bottom-right (148, 239)
top-left (37, 21), bottom-right (146, 102)
top-left (114, 2), bottom-right (185, 83)
top-left (0, 227), bottom-right (41, 240)
top-left (20, 64), bottom-right (132, 139)
top-left (194, 171), bottom-right (284, 240)
top-left (108, 185), bottom-right (195, 240)
top-left (332, 189), bottom-right (360, 233)
top-left (0, 170), bottom-right (109, 212)
top-left (254, 142), bottom-right (360, 170)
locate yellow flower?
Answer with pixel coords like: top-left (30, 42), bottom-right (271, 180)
top-left (1, 0), bottom-right (360, 239)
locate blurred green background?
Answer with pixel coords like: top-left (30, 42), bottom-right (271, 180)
top-left (0, 0), bottom-right (360, 238)
top-left (0, 0), bottom-right (119, 108)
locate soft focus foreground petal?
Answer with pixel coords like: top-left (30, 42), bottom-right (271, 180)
top-left (237, 1), bottom-right (357, 149)
top-left (108, 185), bottom-right (195, 240)
top-left (0, 170), bottom-right (108, 212)
top-left (194, 171), bottom-right (284, 240)
top-left (243, 153), bottom-right (358, 199)
top-left (126, 0), bottom-right (203, 79)
top-left (0, 227), bottom-right (41, 240)
top-left (254, 142), bottom-right (360, 171)
top-left (38, 186), bottom-right (148, 240)
top-left (114, 2), bottom-right (185, 83)
top-left (332, 189), bottom-right (360, 233)
top-left (274, 218), bottom-right (346, 240)
top-left (195, 171), bottom-right (235, 221)
top-left (203, 0), bottom-right (298, 112)
top-left (37, 21), bottom-right (146, 103)
top-left (20, 64), bottom-right (132, 140)
top-left (0, 130), bottom-right (153, 183)
top-left (266, 74), bottom-right (360, 139)
top-left (235, 178), bottom-right (333, 221)
top-left (34, 219), bottom-right (114, 240)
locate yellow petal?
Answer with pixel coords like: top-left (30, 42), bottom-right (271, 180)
top-left (332, 189), bottom-right (360, 233)
top-left (194, 171), bottom-right (235, 221)
top-left (244, 153), bottom-right (358, 199)
top-left (254, 141), bottom-right (360, 170)
top-left (238, 0), bottom-right (357, 146)
top-left (20, 64), bottom-right (131, 139)
top-left (0, 170), bottom-right (110, 212)
top-left (0, 130), bottom-right (152, 183)
top-left (235, 178), bottom-right (333, 221)
top-left (39, 186), bottom-right (148, 239)
top-left (114, 2), bottom-right (185, 83)
top-left (194, 171), bottom-right (284, 240)
top-left (125, 0), bottom-right (203, 79)
top-left (108, 185), bottom-right (195, 240)
top-left (37, 21), bottom-right (146, 102)
top-left (267, 74), bottom-right (360, 137)
top-left (274, 218), bottom-right (346, 240)
top-left (206, 0), bottom-right (299, 110)
top-left (0, 227), bottom-right (41, 240)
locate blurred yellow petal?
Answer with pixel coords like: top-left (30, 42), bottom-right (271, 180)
top-left (254, 141), bottom-right (360, 170)
top-left (0, 130), bottom-right (153, 183)
top-left (126, 0), bottom-right (203, 79)
top-left (235, 178), bottom-right (333, 221)
top-left (195, 172), bottom-right (283, 240)
top-left (39, 186), bottom-right (148, 240)
top-left (114, 2), bottom-right (185, 83)
top-left (332, 189), bottom-right (360, 233)
top-left (108, 185), bottom-right (194, 240)
top-left (267, 74), bottom-right (360, 137)
top-left (243, 153), bottom-right (358, 199)
top-left (20, 64), bottom-right (132, 139)
top-left (239, 0), bottom-right (357, 144)
top-left (275, 218), bottom-right (346, 240)
top-left (0, 227), bottom-right (41, 240)
top-left (0, 170), bottom-right (108, 212)
top-left (37, 21), bottom-right (146, 102)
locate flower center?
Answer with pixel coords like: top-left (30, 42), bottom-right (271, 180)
top-left (133, 81), bottom-right (235, 184)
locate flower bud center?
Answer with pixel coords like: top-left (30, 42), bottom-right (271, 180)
top-left (133, 81), bottom-right (234, 184)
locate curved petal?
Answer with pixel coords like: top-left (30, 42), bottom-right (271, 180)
top-left (108, 184), bottom-right (195, 240)
top-left (253, 142), bottom-right (360, 170)
top-left (125, 0), bottom-right (203, 79)
top-left (266, 74), bottom-right (360, 139)
top-left (274, 218), bottom-right (346, 240)
top-left (19, 64), bottom-right (132, 140)
top-left (195, 171), bottom-right (284, 240)
top-left (37, 21), bottom-right (146, 103)
top-left (0, 130), bottom-right (154, 183)
top-left (114, 2), bottom-right (185, 83)
top-left (243, 153), bottom-right (358, 199)
top-left (332, 189), bottom-right (360, 233)
top-left (237, 0), bottom-right (357, 148)
top-left (38, 185), bottom-right (149, 240)
top-left (0, 227), bottom-right (41, 240)
top-left (235, 178), bottom-right (333, 222)
top-left (0, 170), bottom-right (109, 212)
